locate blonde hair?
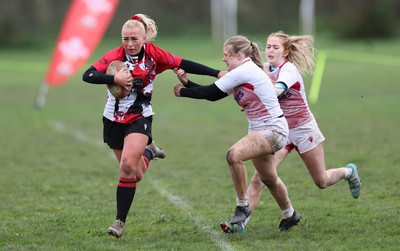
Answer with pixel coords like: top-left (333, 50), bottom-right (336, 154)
top-left (224, 36), bottom-right (263, 69)
top-left (122, 14), bottom-right (158, 41)
top-left (268, 32), bottom-right (315, 75)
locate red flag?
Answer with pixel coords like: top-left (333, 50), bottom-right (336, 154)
top-left (45, 0), bottom-right (119, 86)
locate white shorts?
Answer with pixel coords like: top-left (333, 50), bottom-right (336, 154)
top-left (248, 116), bottom-right (289, 153)
top-left (285, 119), bottom-right (325, 154)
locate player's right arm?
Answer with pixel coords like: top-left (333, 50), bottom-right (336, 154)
top-left (82, 66), bottom-right (133, 93)
top-left (174, 81), bottom-right (227, 102)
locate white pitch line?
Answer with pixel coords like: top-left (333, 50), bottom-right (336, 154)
top-left (50, 120), bottom-right (235, 251)
top-left (148, 179), bottom-right (235, 251)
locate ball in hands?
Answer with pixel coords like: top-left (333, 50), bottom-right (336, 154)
top-left (106, 60), bottom-right (131, 99)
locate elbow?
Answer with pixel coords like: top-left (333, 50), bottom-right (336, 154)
top-left (82, 67), bottom-right (96, 83)
top-left (206, 92), bottom-right (226, 102)
top-left (82, 71), bottom-right (90, 82)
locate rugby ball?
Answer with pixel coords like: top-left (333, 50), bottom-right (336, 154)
top-left (106, 60), bottom-right (131, 99)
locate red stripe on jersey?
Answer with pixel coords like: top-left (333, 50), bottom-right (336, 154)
top-left (113, 113), bottom-right (143, 124)
top-left (279, 61), bottom-right (288, 70)
top-left (242, 83), bottom-right (254, 91)
top-left (292, 81), bottom-right (301, 91)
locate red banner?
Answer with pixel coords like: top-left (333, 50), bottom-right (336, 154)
top-left (45, 0), bottom-right (119, 86)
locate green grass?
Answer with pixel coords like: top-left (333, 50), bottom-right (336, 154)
top-left (1, 35), bottom-right (400, 250)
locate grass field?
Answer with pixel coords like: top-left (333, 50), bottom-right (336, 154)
top-left (1, 35), bottom-right (400, 250)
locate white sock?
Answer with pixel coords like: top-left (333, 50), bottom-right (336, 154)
top-left (282, 206), bottom-right (294, 219)
top-left (236, 197), bottom-right (248, 207)
top-left (344, 166), bottom-right (353, 179)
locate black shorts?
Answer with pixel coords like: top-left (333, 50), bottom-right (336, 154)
top-left (102, 116), bottom-right (153, 150)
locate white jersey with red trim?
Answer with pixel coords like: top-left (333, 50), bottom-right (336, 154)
top-left (215, 58), bottom-right (283, 125)
top-left (92, 43), bottom-right (182, 124)
top-left (264, 61), bottom-right (314, 128)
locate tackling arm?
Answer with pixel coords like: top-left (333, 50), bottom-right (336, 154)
top-left (179, 80), bottom-right (228, 101)
top-left (179, 59), bottom-right (220, 78)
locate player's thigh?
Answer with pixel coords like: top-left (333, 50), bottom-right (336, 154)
top-left (228, 132), bottom-right (272, 162)
top-left (121, 133), bottom-right (149, 162)
top-left (252, 154), bottom-right (278, 183)
top-left (113, 149), bottom-right (122, 163)
top-left (300, 143), bottom-right (327, 182)
top-left (275, 148), bottom-right (289, 167)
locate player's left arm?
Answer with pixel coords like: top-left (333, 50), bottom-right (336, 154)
top-left (274, 81), bottom-right (288, 96)
top-left (179, 59), bottom-right (221, 78)
top-left (274, 64), bottom-right (298, 95)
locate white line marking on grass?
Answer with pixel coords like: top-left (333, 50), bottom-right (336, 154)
top-left (148, 178), bottom-right (235, 251)
top-left (52, 121), bottom-right (104, 147)
top-left (50, 120), bottom-right (235, 251)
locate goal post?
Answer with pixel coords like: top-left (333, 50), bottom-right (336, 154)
top-left (300, 0), bottom-right (315, 35)
top-left (211, 0), bottom-right (238, 42)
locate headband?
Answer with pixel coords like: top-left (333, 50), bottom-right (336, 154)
top-left (130, 15), bottom-right (141, 22)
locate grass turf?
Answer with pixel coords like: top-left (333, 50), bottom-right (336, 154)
top-left (0, 35), bottom-right (399, 250)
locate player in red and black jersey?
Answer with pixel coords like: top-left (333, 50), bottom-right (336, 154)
top-left (82, 13), bottom-right (224, 238)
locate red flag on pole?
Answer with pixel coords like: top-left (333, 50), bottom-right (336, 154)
top-left (36, 0), bottom-right (119, 108)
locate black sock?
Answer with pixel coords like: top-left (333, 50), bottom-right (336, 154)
top-left (143, 148), bottom-right (153, 160)
top-left (116, 177), bottom-right (137, 222)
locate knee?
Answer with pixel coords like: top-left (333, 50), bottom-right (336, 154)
top-left (261, 177), bottom-right (276, 188)
top-left (225, 148), bottom-right (241, 166)
top-left (120, 160), bottom-right (133, 176)
top-left (135, 173), bottom-right (143, 182)
top-left (314, 181), bottom-right (328, 189)
top-left (250, 172), bottom-right (265, 189)
top-left (120, 159), bottom-right (143, 181)
top-left (311, 173), bottom-right (329, 189)
top-left (313, 178), bottom-right (328, 189)
top-left (259, 174), bottom-right (279, 188)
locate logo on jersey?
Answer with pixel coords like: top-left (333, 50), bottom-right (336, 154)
top-left (278, 91), bottom-right (292, 101)
top-left (234, 90), bottom-right (244, 102)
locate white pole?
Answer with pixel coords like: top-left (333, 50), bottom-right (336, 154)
top-left (211, 0), bottom-right (237, 42)
top-left (222, 0), bottom-right (237, 40)
top-left (300, 0), bottom-right (315, 35)
top-left (34, 82), bottom-right (49, 110)
top-left (211, 0), bottom-right (223, 42)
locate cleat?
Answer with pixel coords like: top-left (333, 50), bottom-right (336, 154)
top-left (107, 220), bottom-right (125, 238)
top-left (346, 163), bottom-right (361, 199)
top-left (230, 205), bottom-right (251, 225)
top-left (279, 210), bottom-right (301, 232)
top-left (146, 141), bottom-right (166, 159)
top-left (220, 221), bottom-right (246, 234)
top-left (243, 214), bottom-right (251, 226)
top-left (220, 221), bottom-right (234, 233)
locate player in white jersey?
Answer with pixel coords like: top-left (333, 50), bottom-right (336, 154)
top-left (173, 35), bottom-right (301, 233)
top-left (240, 32), bottom-right (362, 232)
